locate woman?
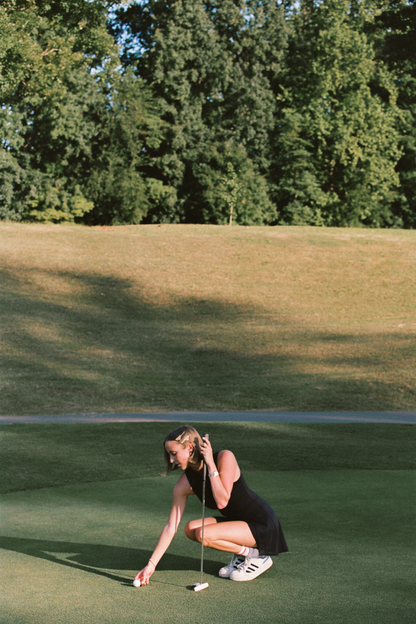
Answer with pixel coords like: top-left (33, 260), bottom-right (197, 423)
top-left (134, 425), bottom-right (288, 586)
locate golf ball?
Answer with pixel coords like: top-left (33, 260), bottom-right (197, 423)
top-left (133, 579), bottom-right (141, 588)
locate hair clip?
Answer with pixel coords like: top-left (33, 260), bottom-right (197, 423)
top-left (175, 433), bottom-right (190, 443)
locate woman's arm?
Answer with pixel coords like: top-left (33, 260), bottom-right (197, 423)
top-left (134, 473), bottom-right (193, 585)
top-left (201, 437), bottom-right (240, 510)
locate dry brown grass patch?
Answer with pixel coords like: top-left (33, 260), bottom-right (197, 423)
top-left (1, 223), bottom-right (415, 414)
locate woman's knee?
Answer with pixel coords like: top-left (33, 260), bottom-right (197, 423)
top-left (185, 518), bottom-right (216, 544)
top-left (184, 521), bottom-right (197, 541)
top-left (194, 526), bottom-right (211, 547)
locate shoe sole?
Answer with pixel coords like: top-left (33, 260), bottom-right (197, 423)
top-left (230, 556), bottom-right (273, 582)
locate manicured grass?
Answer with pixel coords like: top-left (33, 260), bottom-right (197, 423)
top-left (1, 422), bottom-right (415, 494)
top-left (1, 423), bottom-right (414, 624)
top-left (1, 471), bottom-right (414, 624)
top-left (1, 223), bottom-right (415, 415)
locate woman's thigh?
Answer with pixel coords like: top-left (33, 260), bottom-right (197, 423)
top-left (203, 520), bottom-right (256, 548)
top-left (185, 518), bottom-right (256, 548)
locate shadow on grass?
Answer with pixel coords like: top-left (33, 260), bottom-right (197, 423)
top-left (0, 535), bottom-right (224, 586)
top-left (1, 265), bottom-right (415, 414)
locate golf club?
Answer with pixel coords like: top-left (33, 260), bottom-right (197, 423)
top-left (193, 433), bottom-right (209, 592)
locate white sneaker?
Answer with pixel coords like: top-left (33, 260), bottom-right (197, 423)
top-left (229, 555), bottom-right (273, 582)
top-left (218, 554), bottom-right (246, 578)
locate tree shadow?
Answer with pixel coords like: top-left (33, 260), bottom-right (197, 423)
top-left (0, 535), bottom-right (223, 586)
top-left (1, 264), bottom-right (414, 414)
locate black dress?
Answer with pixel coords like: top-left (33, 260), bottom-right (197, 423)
top-left (185, 452), bottom-right (289, 556)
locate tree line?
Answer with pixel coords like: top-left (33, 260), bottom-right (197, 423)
top-left (1, 0), bottom-right (415, 227)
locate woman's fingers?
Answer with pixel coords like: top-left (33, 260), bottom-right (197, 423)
top-left (201, 436), bottom-right (214, 462)
top-left (135, 566), bottom-right (152, 585)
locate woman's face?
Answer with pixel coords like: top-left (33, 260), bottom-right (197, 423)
top-left (165, 440), bottom-right (192, 470)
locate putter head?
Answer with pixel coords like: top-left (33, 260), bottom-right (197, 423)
top-left (193, 582), bottom-right (209, 592)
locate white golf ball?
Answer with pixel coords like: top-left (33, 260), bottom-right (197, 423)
top-left (133, 579), bottom-right (141, 587)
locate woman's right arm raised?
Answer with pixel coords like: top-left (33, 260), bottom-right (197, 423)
top-left (134, 473), bottom-right (193, 585)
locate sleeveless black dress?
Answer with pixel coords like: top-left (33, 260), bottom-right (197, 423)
top-left (185, 453), bottom-right (289, 556)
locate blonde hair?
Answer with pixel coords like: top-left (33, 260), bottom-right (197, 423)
top-left (163, 425), bottom-right (203, 475)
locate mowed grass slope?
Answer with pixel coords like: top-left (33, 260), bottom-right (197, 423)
top-left (1, 223), bottom-right (415, 415)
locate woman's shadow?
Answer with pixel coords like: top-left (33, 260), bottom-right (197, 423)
top-left (0, 535), bottom-right (223, 587)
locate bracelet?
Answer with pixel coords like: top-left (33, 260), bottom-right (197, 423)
top-left (209, 470), bottom-right (219, 478)
top-left (148, 559), bottom-right (156, 568)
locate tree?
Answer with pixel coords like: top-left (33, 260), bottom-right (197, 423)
top-left (84, 69), bottom-right (167, 225)
top-left (221, 162), bottom-right (241, 226)
top-left (111, 0), bottom-right (286, 223)
top-left (0, 0), bottom-right (113, 221)
top-left (3, 0), bottom-right (409, 227)
top-left (189, 141), bottom-right (277, 225)
top-left (1, 0), bottom-right (166, 224)
top-left (205, 0), bottom-right (287, 172)
top-left (373, 0), bottom-right (416, 227)
top-left (273, 0), bottom-right (403, 227)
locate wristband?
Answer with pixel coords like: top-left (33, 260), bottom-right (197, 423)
top-left (209, 470), bottom-right (219, 478)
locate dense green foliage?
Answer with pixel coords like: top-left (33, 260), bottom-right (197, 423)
top-left (0, 0), bottom-right (169, 224)
top-left (1, 0), bottom-right (414, 225)
top-left (372, 0), bottom-right (416, 227)
top-left (274, 0), bottom-right (402, 226)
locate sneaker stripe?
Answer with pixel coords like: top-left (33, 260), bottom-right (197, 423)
top-left (229, 556), bottom-right (273, 582)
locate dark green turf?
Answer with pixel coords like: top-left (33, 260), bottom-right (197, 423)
top-left (1, 423), bottom-right (415, 623)
top-left (1, 422), bottom-right (415, 493)
top-left (1, 471), bottom-right (414, 624)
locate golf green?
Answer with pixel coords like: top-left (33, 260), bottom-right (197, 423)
top-left (1, 469), bottom-right (414, 624)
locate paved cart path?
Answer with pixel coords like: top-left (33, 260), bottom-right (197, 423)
top-left (1, 411), bottom-right (415, 424)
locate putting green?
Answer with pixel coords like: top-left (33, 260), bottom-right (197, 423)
top-left (1, 470), bottom-right (414, 624)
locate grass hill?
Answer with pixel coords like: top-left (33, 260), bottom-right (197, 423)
top-left (1, 223), bottom-right (415, 415)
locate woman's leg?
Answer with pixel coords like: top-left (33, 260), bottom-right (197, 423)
top-left (184, 517), bottom-right (218, 542)
top-left (184, 518), bottom-right (256, 554)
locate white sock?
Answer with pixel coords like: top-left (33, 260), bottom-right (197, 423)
top-left (238, 546), bottom-right (259, 558)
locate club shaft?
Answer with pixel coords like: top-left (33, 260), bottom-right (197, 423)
top-left (200, 434), bottom-right (209, 585)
